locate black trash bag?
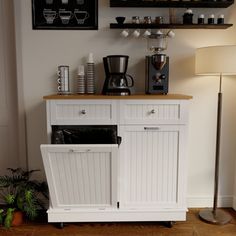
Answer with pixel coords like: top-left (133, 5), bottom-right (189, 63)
top-left (51, 130), bottom-right (65, 144)
top-left (51, 125), bottom-right (121, 145)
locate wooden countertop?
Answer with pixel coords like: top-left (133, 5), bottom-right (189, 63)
top-left (43, 94), bottom-right (192, 100)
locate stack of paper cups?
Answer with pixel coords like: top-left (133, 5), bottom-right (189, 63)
top-left (86, 53), bottom-right (95, 94)
top-left (77, 65), bottom-right (85, 94)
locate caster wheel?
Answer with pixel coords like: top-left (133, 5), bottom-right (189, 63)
top-left (166, 221), bottom-right (175, 228)
top-left (54, 222), bottom-right (64, 229)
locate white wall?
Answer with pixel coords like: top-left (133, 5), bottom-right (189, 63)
top-left (14, 0), bottom-right (236, 207)
top-left (0, 0), bottom-right (20, 175)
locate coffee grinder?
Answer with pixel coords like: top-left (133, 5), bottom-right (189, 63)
top-left (145, 31), bottom-right (173, 94)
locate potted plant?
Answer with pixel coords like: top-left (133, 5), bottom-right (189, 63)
top-left (0, 168), bottom-right (48, 228)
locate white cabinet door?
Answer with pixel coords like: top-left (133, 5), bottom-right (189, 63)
top-left (119, 125), bottom-right (187, 210)
top-left (41, 144), bottom-right (118, 210)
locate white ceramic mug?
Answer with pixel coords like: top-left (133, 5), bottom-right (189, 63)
top-left (132, 29), bottom-right (140, 38)
top-left (120, 29), bottom-right (129, 37)
top-left (167, 30), bottom-right (175, 38)
top-left (143, 29), bottom-right (151, 38)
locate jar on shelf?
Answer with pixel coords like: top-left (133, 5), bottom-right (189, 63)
top-left (155, 16), bottom-right (164, 24)
top-left (132, 16), bottom-right (140, 24)
top-left (208, 14), bottom-right (215, 24)
top-left (217, 14), bottom-right (224, 24)
top-left (143, 16), bottom-right (152, 24)
top-left (183, 9), bottom-right (193, 24)
top-left (198, 14), bottom-right (205, 24)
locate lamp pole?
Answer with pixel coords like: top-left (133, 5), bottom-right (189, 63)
top-left (199, 74), bottom-right (232, 224)
top-left (213, 73), bottom-right (222, 213)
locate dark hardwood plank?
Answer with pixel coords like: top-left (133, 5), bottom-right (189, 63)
top-left (0, 208), bottom-right (235, 236)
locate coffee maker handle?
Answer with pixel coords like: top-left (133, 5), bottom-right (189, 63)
top-left (126, 74), bottom-right (134, 87)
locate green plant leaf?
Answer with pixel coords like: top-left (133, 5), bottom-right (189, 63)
top-left (16, 196), bottom-right (24, 211)
top-left (4, 208), bottom-right (15, 228)
top-left (5, 194), bottom-right (15, 205)
top-left (0, 168), bottom-right (49, 222)
top-left (0, 209), bottom-right (4, 225)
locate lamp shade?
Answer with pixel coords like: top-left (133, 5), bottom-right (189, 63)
top-left (195, 45), bottom-right (236, 75)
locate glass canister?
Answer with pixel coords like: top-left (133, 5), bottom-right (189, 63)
top-left (144, 16), bottom-right (152, 24)
top-left (155, 16), bottom-right (164, 24)
top-left (147, 32), bottom-right (167, 53)
top-left (132, 16), bottom-right (140, 24)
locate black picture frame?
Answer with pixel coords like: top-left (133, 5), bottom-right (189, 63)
top-left (32, 0), bottom-right (98, 30)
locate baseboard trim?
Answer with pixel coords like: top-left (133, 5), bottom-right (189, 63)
top-left (233, 196), bottom-right (236, 210)
top-left (187, 195), bottom-right (233, 208)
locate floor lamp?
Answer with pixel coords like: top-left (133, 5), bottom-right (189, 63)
top-left (195, 45), bottom-right (236, 224)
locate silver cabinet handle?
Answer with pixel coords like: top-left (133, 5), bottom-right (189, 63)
top-left (144, 127), bottom-right (160, 131)
top-left (69, 149), bottom-right (91, 153)
top-left (80, 109), bottom-right (86, 115)
top-left (150, 109), bottom-right (155, 114)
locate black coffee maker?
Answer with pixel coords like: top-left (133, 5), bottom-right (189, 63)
top-left (102, 55), bottom-right (134, 95)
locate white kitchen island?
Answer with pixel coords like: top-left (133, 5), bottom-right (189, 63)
top-left (41, 94), bottom-right (192, 228)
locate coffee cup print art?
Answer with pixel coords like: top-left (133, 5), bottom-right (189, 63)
top-left (61, 0), bottom-right (69, 4)
top-left (43, 9), bottom-right (57, 24)
top-left (76, 0), bottom-right (85, 5)
top-left (74, 9), bottom-right (90, 24)
top-left (32, 0), bottom-right (97, 29)
top-left (45, 0), bottom-right (53, 4)
top-left (59, 9), bottom-right (73, 24)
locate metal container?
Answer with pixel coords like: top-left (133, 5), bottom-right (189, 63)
top-left (57, 65), bottom-right (70, 94)
top-left (144, 16), bottom-right (152, 24)
top-left (155, 16), bottom-right (164, 24)
top-left (132, 16), bottom-right (140, 24)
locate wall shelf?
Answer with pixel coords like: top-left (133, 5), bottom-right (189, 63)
top-left (110, 0), bottom-right (234, 8)
top-left (110, 23), bottom-right (233, 29)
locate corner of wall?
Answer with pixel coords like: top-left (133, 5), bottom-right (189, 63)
top-left (13, 0), bottom-right (28, 169)
top-left (233, 196), bottom-right (236, 210)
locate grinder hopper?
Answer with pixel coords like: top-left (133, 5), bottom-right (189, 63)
top-left (147, 32), bottom-right (168, 70)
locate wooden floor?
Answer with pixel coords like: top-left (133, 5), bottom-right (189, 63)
top-left (0, 208), bottom-right (236, 236)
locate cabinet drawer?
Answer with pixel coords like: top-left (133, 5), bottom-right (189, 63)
top-left (48, 100), bottom-right (117, 125)
top-left (119, 100), bottom-right (188, 124)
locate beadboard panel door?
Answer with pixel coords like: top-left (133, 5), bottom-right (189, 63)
top-left (41, 144), bottom-right (118, 209)
top-left (119, 125), bottom-right (187, 209)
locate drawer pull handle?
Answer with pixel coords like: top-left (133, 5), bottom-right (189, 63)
top-left (150, 109), bottom-right (156, 114)
top-left (144, 127), bottom-right (160, 131)
top-left (81, 109), bottom-right (86, 115)
top-left (69, 149), bottom-right (91, 153)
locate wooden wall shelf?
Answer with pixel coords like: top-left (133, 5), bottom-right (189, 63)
top-left (110, 0), bottom-right (234, 8)
top-left (110, 23), bottom-right (233, 29)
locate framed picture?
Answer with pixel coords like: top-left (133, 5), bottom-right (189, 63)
top-left (32, 0), bottom-right (98, 30)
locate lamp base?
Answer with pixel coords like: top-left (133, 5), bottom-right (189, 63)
top-left (199, 208), bottom-right (232, 225)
